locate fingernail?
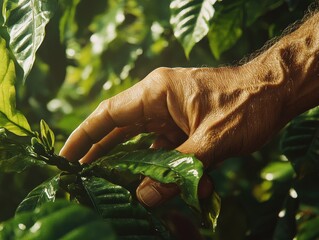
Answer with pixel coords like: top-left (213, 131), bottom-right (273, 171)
top-left (59, 146), bottom-right (65, 157)
top-left (137, 185), bottom-right (162, 207)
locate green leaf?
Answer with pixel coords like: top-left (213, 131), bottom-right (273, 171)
top-left (170, 0), bottom-right (217, 58)
top-left (59, 0), bottom-right (81, 43)
top-left (0, 37), bottom-right (32, 136)
top-left (273, 193), bottom-right (298, 240)
top-left (108, 133), bottom-right (156, 155)
top-left (2, 0), bottom-right (58, 81)
top-left (208, 2), bottom-right (243, 59)
top-left (0, 200), bottom-right (116, 240)
top-left (81, 176), bottom-right (170, 239)
top-left (60, 221), bottom-right (116, 240)
top-left (281, 106), bottom-right (319, 177)
top-left (201, 191), bottom-right (221, 231)
top-left (0, 129), bottom-right (45, 172)
top-left (296, 216), bottom-right (319, 240)
top-left (260, 161), bottom-right (294, 182)
top-left (84, 149), bottom-right (204, 211)
top-left (244, 0), bottom-right (284, 26)
top-left (16, 175), bottom-right (61, 214)
top-left (294, 174), bottom-right (319, 208)
top-left (0, 152), bottom-right (44, 173)
top-left (39, 119), bottom-right (55, 151)
top-left (208, 0), bottom-right (284, 59)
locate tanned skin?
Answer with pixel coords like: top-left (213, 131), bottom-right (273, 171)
top-left (60, 11), bottom-right (319, 207)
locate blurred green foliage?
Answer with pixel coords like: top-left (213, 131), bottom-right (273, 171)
top-left (1, 0), bottom-right (319, 239)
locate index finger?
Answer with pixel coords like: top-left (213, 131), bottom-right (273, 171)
top-left (59, 83), bottom-right (145, 162)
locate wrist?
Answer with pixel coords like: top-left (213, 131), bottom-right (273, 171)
top-left (247, 13), bottom-right (319, 122)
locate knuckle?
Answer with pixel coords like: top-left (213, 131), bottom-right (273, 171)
top-left (94, 100), bottom-right (110, 118)
top-left (152, 67), bottom-right (171, 76)
top-left (98, 99), bottom-right (117, 124)
top-left (147, 67), bottom-right (172, 86)
top-left (98, 99), bottom-right (110, 111)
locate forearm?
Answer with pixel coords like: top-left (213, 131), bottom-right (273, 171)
top-left (249, 11), bottom-right (319, 120)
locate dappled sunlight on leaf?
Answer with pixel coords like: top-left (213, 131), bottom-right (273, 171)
top-left (170, 0), bottom-right (217, 58)
top-left (260, 161), bottom-right (294, 182)
top-left (2, 0), bottom-right (58, 81)
top-left (252, 181), bottom-right (273, 202)
top-left (0, 38), bottom-right (32, 136)
top-left (84, 148), bottom-right (204, 211)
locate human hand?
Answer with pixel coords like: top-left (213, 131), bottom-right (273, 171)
top-left (60, 10), bottom-right (319, 207)
top-left (60, 64), bottom-right (290, 207)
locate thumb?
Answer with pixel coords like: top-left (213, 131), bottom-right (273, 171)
top-left (136, 174), bottom-right (213, 208)
top-left (136, 137), bottom-right (214, 207)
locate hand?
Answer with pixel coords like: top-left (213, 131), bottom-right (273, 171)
top-left (60, 63), bottom-right (290, 207)
top-left (60, 11), bottom-right (319, 207)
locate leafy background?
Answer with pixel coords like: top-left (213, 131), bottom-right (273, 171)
top-left (1, 0), bottom-right (319, 239)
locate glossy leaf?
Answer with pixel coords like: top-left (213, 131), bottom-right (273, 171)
top-left (39, 119), bottom-right (55, 151)
top-left (0, 152), bottom-right (44, 173)
top-left (84, 149), bottom-right (204, 211)
top-left (0, 129), bottom-right (45, 172)
top-left (2, 0), bottom-right (58, 80)
top-left (16, 175), bottom-right (60, 214)
top-left (81, 176), bottom-right (170, 238)
top-left (0, 200), bottom-right (116, 240)
top-left (0, 37), bottom-right (32, 136)
top-left (170, 0), bottom-right (217, 58)
top-left (201, 191), bottom-right (221, 230)
top-left (281, 107), bottom-right (319, 177)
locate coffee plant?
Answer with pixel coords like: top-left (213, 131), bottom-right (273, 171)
top-left (0, 0), bottom-right (318, 239)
